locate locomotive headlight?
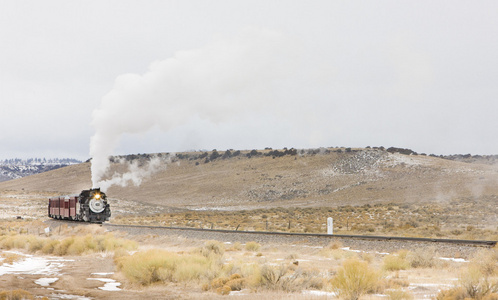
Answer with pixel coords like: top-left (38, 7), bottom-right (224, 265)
top-left (94, 193), bottom-right (101, 200)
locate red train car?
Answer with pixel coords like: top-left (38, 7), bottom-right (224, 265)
top-left (48, 196), bottom-right (78, 219)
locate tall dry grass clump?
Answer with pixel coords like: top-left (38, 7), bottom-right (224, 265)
top-left (406, 247), bottom-right (438, 268)
top-left (209, 273), bottom-right (245, 295)
top-left (260, 264), bottom-right (290, 290)
top-left (245, 241), bottom-right (261, 252)
top-left (330, 258), bottom-right (381, 300)
top-left (0, 289), bottom-right (40, 300)
top-left (256, 264), bottom-right (323, 292)
top-left (383, 250), bottom-right (410, 271)
top-left (201, 240), bottom-right (225, 257)
top-left (116, 248), bottom-right (224, 286)
top-left (470, 248), bottom-right (498, 277)
top-left (0, 252), bottom-right (23, 265)
top-left (0, 233), bottom-right (137, 256)
top-left (386, 289), bottom-right (414, 300)
top-left (118, 242), bottom-right (325, 296)
top-left (436, 248), bottom-right (498, 300)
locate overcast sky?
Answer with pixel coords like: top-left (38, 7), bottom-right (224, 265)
top-left (1, 1), bottom-right (497, 160)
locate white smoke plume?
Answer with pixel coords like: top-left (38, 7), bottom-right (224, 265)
top-left (97, 155), bottom-right (167, 192)
top-left (90, 27), bottom-right (297, 190)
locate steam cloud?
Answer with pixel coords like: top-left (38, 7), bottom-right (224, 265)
top-left (96, 155), bottom-right (168, 192)
top-left (89, 27), bottom-right (297, 190)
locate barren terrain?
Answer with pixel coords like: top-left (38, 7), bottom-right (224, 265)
top-left (1, 148), bottom-right (497, 211)
top-left (0, 147), bottom-right (496, 299)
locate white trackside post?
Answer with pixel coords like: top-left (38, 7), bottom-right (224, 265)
top-left (327, 217), bottom-right (333, 235)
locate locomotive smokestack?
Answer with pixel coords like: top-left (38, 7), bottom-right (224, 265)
top-left (89, 27), bottom-right (297, 190)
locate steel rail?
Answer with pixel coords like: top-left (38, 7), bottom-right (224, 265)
top-left (104, 223), bottom-right (497, 247)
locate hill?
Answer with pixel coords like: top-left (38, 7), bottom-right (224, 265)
top-left (0, 147), bottom-right (497, 211)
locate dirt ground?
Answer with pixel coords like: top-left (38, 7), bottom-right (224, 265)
top-left (0, 235), bottom-right (470, 300)
top-left (0, 191), bottom-right (495, 300)
top-left (0, 236), bottom-right (466, 300)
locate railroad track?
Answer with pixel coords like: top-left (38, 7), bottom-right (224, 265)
top-left (104, 223), bottom-right (497, 247)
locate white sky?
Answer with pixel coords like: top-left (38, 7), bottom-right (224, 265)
top-left (1, 1), bottom-right (497, 160)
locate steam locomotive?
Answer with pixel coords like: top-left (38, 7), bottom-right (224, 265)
top-left (48, 188), bottom-right (111, 223)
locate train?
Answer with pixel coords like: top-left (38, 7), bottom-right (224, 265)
top-left (48, 188), bottom-right (111, 223)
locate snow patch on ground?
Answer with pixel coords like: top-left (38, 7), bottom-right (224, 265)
top-left (87, 278), bottom-right (122, 291)
top-left (341, 247), bottom-right (362, 253)
top-left (229, 289), bottom-right (250, 296)
top-left (302, 290), bottom-right (337, 297)
top-left (35, 277), bottom-right (59, 287)
top-left (0, 252), bottom-right (72, 276)
top-left (48, 294), bottom-right (91, 300)
top-left (409, 283), bottom-right (453, 288)
top-left (440, 257), bottom-right (468, 263)
top-left (91, 272), bottom-right (114, 276)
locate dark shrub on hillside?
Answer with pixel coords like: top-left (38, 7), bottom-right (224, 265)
top-left (210, 150), bottom-right (221, 160)
top-left (247, 150), bottom-right (262, 158)
top-left (264, 148), bottom-right (298, 158)
top-left (285, 148), bottom-right (298, 156)
top-left (222, 150), bottom-right (232, 159)
top-left (387, 147), bottom-right (418, 155)
top-left (176, 153), bottom-right (188, 160)
top-left (266, 150), bottom-right (285, 158)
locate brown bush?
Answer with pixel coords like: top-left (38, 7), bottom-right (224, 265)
top-left (330, 258), bottom-right (381, 300)
top-left (407, 247), bottom-right (438, 268)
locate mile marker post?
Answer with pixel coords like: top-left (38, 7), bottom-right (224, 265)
top-left (327, 217), bottom-right (333, 235)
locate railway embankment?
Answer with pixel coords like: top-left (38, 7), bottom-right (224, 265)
top-left (104, 223), bottom-right (494, 259)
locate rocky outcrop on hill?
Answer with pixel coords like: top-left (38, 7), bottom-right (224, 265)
top-left (331, 149), bottom-right (389, 174)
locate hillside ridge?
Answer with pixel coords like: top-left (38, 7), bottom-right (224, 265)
top-left (0, 147), bottom-right (496, 214)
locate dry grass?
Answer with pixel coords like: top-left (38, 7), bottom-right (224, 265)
top-left (471, 248), bottom-right (498, 277)
top-left (256, 264), bottom-right (323, 292)
top-left (0, 219), bottom-right (489, 299)
top-left (383, 250), bottom-right (410, 271)
top-left (0, 289), bottom-right (39, 300)
top-left (386, 289), bottom-right (414, 300)
top-left (116, 248), bottom-right (223, 285)
top-left (407, 247), bottom-right (438, 268)
top-left (0, 252), bottom-right (23, 264)
top-left (330, 258), bottom-right (381, 300)
top-left (116, 241), bottom-right (326, 296)
top-left (436, 248), bottom-right (498, 300)
top-left (201, 240), bottom-right (225, 257)
top-left (226, 241), bottom-right (243, 251)
top-left (113, 200), bottom-right (498, 240)
top-left (245, 241), bottom-right (261, 252)
top-left (0, 232), bottom-right (137, 256)
top-left (319, 247), bottom-right (357, 261)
